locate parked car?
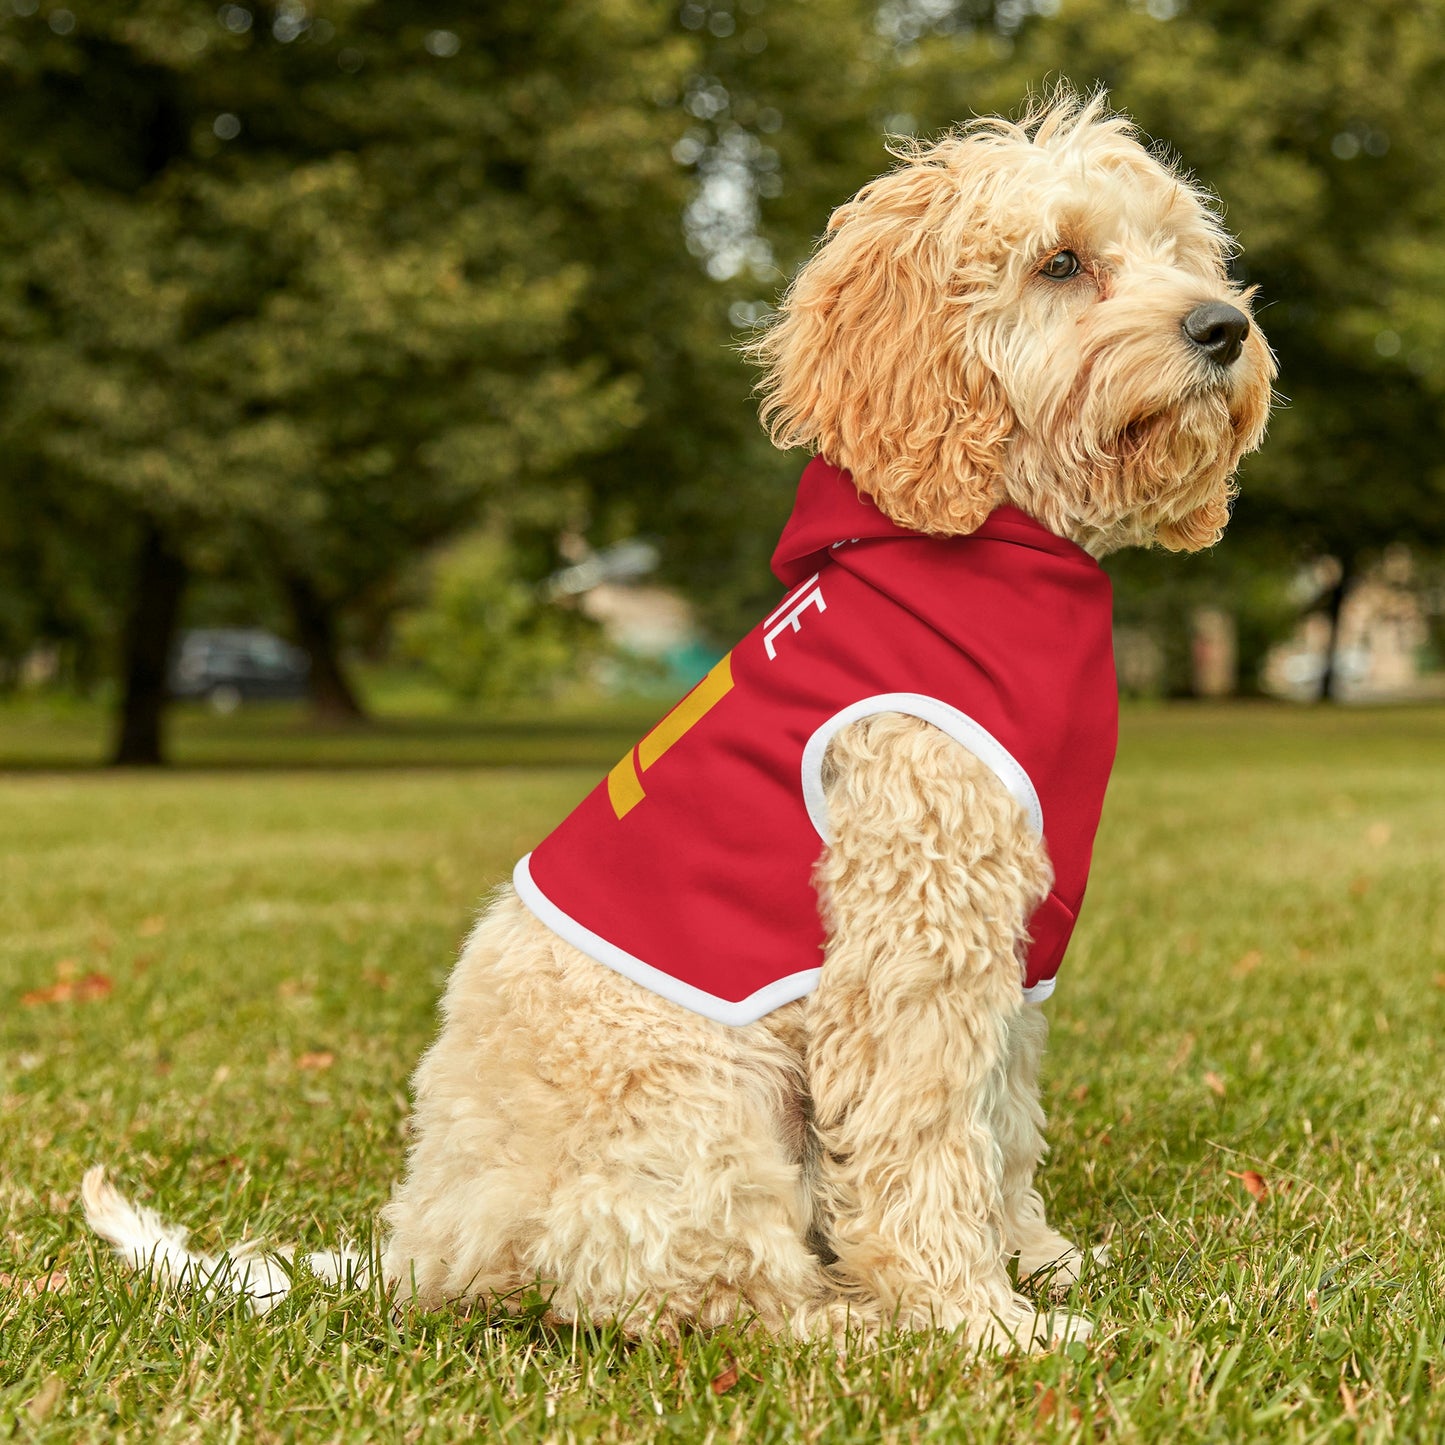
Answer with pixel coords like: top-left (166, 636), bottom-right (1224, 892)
top-left (169, 629), bottom-right (310, 712)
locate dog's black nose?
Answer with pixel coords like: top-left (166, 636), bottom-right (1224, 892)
top-left (1182, 302), bottom-right (1250, 367)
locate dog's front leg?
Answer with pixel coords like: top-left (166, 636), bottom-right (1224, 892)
top-left (805, 713), bottom-right (1088, 1350)
top-left (994, 1004), bottom-right (1097, 1290)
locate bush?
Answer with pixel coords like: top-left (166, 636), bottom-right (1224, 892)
top-left (398, 533), bottom-right (594, 704)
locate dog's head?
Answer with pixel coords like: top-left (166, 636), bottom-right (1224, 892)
top-left (751, 89), bottom-right (1275, 554)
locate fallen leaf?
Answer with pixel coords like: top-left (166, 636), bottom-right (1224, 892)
top-left (21, 982), bottom-right (70, 1006)
top-left (1034, 1386), bottom-right (1058, 1425)
top-left (0, 1268), bottom-right (69, 1298)
top-left (1433, 973), bottom-right (1445, 990)
top-left (1348, 876), bottom-right (1372, 899)
top-left (1365, 822), bottom-right (1391, 848)
top-left (361, 968), bottom-right (394, 992)
top-left (1228, 1169), bottom-right (1268, 1201)
top-left (21, 972), bottom-right (112, 1007)
top-left (1070, 1083), bottom-right (1089, 1103)
top-left (1232, 950), bottom-right (1263, 977)
top-left (296, 1051), bottom-right (335, 1072)
top-left (710, 1359), bottom-right (739, 1395)
top-left (1204, 1071), bottom-right (1227, 1098)
top-left (138, 915), bottom-right (167, 937)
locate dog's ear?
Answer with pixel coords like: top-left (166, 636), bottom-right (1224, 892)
top-left (750, 151), bottom-right (1013, 535)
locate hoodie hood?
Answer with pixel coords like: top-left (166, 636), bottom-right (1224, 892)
top-left (771, 456), bottom-right (1098, 588)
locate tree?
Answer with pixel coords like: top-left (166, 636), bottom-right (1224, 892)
top-left (0, 1), bottom-right (696, 758)
top-left (527, 0), bottom-right (889, 639)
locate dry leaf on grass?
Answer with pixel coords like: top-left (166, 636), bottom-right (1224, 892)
top-left (1033, 1385), bottom-right (1083, 1427)
top-left (1228, 1169), bottom-right (1269, 1201)
top-left (21, 973), bottom-right (113, 1007)
top-left (1232, 950), bottom-right (1263, 977)
top-left (361, 969), bottom-right (394, 991)
top-left (710, 1359), bottom-right (740, 1395)
top-left (0, 1268), bottom-right (70, 1298)
top-left (137, 915), bottom-right (167, 937)
top-left (1034, 1386), bottom-right (1058, 1425)
top-left (1203, 1071), bottom-right (1227, 1098)
top-left (295, 1051), bottom-right (335, 1071)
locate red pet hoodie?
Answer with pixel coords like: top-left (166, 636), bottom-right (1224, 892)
top-left (515, 457), bottom-right (1118, 1026)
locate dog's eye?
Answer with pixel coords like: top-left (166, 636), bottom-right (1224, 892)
top-left (1040, 250), bottom-right (1081, 280)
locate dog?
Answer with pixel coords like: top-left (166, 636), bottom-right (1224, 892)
top-left (85, 89), bottom-right (1274, 1351)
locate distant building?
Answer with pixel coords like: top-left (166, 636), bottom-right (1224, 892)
top-left (1263, 550), bottom-right (1439, 701)
top-left (547, 540), bottom-right (720, 690)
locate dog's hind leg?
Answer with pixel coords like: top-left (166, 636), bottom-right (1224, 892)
top-left (383, 893), bottom-right (834, 1339)
top-left (804, 714), bottom-right (1091, 1350)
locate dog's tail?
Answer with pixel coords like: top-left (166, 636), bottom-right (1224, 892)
top-left (81, 1165), bottom-right (368, 1315)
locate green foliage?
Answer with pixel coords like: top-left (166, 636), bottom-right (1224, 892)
top-left (5, 0), bottom-right (1445, 699)
top-left (397, 532), bottom-right (595, 704)
top-left (2, 704), bottom-right (1444, 1438)
top-left (0, 0), bottom-right (888, 680)
top-left (0, 2), bottom-right (686, 611)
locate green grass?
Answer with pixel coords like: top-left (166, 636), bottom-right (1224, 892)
top-left (0, 685), bottom-right (665, 771)
top-left (2, 702), bottom-right (1443, 1442)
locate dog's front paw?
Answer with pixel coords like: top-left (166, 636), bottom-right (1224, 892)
top-left (1018, 1239), bottom-right (1110, 1295)
top-left (970, 1296), bottom-right (1093, 1353)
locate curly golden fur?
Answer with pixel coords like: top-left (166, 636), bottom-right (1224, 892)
top-left (85, 89), bottom-right (1273, 1352)
top-left (749, 92), bottom-right (1272, 555)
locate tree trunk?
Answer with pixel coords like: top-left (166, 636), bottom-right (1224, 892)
top-left (111, 521), bottom-right (187, 766)
top-left (283, 572), bottom-right (367, 724)
top-left (1316, 554), bottom-right (1355, 703)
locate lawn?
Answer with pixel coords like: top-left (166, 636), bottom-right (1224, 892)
top-left (2, 701), bottom-right (1442, 1442)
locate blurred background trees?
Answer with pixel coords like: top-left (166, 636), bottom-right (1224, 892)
top-left (1, 0), bottom-right (1442, 761)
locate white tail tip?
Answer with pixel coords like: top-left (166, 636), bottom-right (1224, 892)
top-left (81, 1166), bottom-right (369, 1315)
